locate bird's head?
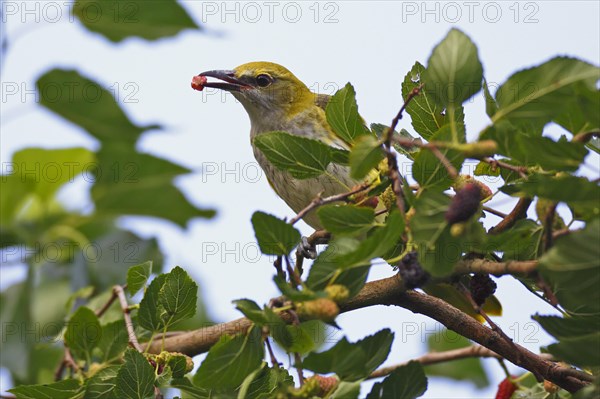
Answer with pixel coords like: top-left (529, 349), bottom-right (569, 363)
top-left (192, 62), bottom-right (314, 121)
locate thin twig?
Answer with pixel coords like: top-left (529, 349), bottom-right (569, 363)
top-left (264, 335), bottom-right (280, 367)
top-left (542, 202), bottom-right (558, 252)
top-left (273, 256), bottom-right (285, 280)
top-left (456, 282), bottom-right (535, 380)
top-left (53, 348), bottom-right (79, 381)
top-left (55, 287), bottom-right (120, 380)
top-left (429, 145), bottom-right (458, 179)
top-left (534, 272), bottom-right (560, 307)
top-left (95, 289), bottom-right (119, 317)
top-left (288, 183), bottom-right (372, 225)
top-left (382, 85), bottom-right (424, 218)
top-left (572, 129), bottom-right (600, 143)
top-left (367, 345), bottom-right (507, 380)
top-left (482, 205), bottom-right (507, 219)
top-left (288, 310), bottom-right (305, 385)
top-left (483, 157), bottom-right (528, 179)
top-left (489, 197), bottom-right (533, 234)
top-left (284, 255), bottom-right (302, 288)
top-left (114, 285), bottom-right (142, 352)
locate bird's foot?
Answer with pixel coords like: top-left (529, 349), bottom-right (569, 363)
top-left (296, 236), bottom-right (318, 260)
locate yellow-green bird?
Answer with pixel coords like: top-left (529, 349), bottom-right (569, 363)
top-left (192, 62), bottom-right (359, 229)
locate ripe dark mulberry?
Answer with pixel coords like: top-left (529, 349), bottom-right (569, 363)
top-left (470, 273), bottom-right (497, 306)
top-left (398, 251), bottom-right (430, 289)
top-left (446, 183), bottom-right (481, 225)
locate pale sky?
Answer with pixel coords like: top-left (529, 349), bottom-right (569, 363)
top-left (1, 1), bottom-right (599, 397)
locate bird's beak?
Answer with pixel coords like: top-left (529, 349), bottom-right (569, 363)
top-left (191, 70), bottom-right (251, 92)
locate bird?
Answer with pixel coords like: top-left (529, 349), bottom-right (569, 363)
top-left (191, 62), bottom-right (360, 230)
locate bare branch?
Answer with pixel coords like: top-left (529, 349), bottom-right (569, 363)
top-left (114, 285), bottom-right (142, 352)
top-left (146, 272), bottom-right (591, 392)
top-left (367, 345), bottom-right (505, 380)
top-left (454, 259), bottom-right (537, 276)
top-left (288, 183), bottom-right (371, 225)
top-left (489, 197), bottom-right (533, 234)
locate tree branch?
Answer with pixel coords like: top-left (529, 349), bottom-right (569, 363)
top-left (113, 285), bottom-right (142, 352)
top-left (489, 197), bottom-right (533, 234)
top-left (145, 272), bottom-right (590, 392)
top-left (453, 259), bottom-right (537, 276)
top-left (367, 345), bottom-right (504, 380)
top-left (341, 276), bottom-right (591, 392)
top-left (382, 85), bottom-right (424, 218)
top-left (288, 183), bottom-right (371, 225)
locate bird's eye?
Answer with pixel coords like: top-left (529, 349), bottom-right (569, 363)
top-left (256, 74), bottom-right (273, 88)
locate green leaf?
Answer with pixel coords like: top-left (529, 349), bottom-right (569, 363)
top-left (401, 62), bottom-right (465, 140)
top-left (10, 147), bottom-right (95, 203)
top-left (326, 83), bottom-right (371, 144)
top-left (37, 69), bottom-right (153, 143)
top-left (85, 365), bottom-right (120, 399)
top-left (302, 329), bottom-right (394, 381)
top-left (72, 0), bottom-right (199, 42)
top-left (411, 190), bottom-right (463, 276)
top-left (483, 78), bottom-right (498, 118)
top-left (253, 131), bottom-right (333, 179)
top-left (115, 349), bottom-right (155, 399)
top-left (546, 332), bottom-right (600, 368)
top-left (349, 135), bottom-right (384, 179)
top-left (238, 364), bottom-right (293, 399)
top-left (167, 353), bottom-right (192, 378)
top-left (97, 320), bottom-right (129, 363)
top-left (159, 266), bottom-right (198, 328)
top-left (493, 57), bottom-right (600, 129)
top-left (473, 161), bottom-right (500, 177)
top-left (424, 329), bottom-right (489, 388)
top-left (127, 261), bottom-right (153, 296)
top-left (306, 238), bottom-right (370, 296)
top-left (317, 204), bottom-right (376, 236)
top-left (554, 84), bottom-right (600, 134)
top-left (193, 327), bottom-right (264, 390)
top-left (336, 211), bottom-right (405, 269)
top-left (534, 313), bottom-right (600, 338)
top-left (83, 229), bottom-right (164, 292)
top-left (169, 378), bottom-right (211, 399)
top-left (233, 299), bottom-right (270, 325)
top-left (282, 324), bottom-right (317, 354)
top-left (366, 361), bottom-right (427, 399)
top-left (587, 136), bottom-right (600, 155)
top-left (496, 135), bottom-right (588, 171)
top-left (424, 28), bottom-right (483, 107)
top-left (138, 274), bottom-right (167, 332)
top-left (534, 314), bottom-right (600, 368)
top-left (483, 219), bottom-right (543, 261)
top-left (306, 211), bottom-right (403, 295)
top-left (539, 218), bottom-right (600, 314)
top-left (8, 379), bottom-right (83, 399)
top-left (412, 125), bottom-right (465, 190)
top-left (574, 380), bottom-right (600, 399)
top-left (500, 174), bottom-right (600, 215)
top-left (92, 147), bottom-right (215, 227)
top-left (330, 381), bottom-right (362, 399)
top-left (251, 211), bottom-right (301, 256)
top-left (64, 306), bottom-right (101, 362)
top-left (65, 286), bottom-right (95, 314)
top-left (0, 280), bottom-right (34, 382)
top-left (331, 148), bottom-right (351, 165)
